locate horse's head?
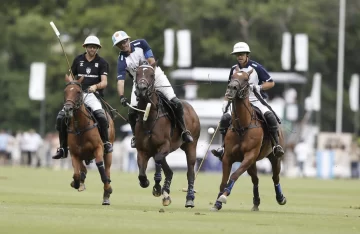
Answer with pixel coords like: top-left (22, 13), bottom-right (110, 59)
top-left (225, 68), bottom-right (253, 100)
top-left (63, 74), bottom-right (84, 118)
top-left (135, 62), bottom-right (156, 99)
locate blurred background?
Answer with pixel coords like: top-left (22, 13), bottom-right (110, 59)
top-left (0, 0), bottom-right (359, 179)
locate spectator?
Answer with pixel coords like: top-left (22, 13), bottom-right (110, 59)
top-left (19, 129), bottom-right (43, 167)
top-left (294, 139), bottom-right (309, 177)
top-left (0, 129), bottom-right (11, 165)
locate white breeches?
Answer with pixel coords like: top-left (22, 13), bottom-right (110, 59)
top-left (130, 66), bottom-right (176, 106)
top-left (251, 100), bottom-right (270, 114)
top-left (83, 93), bottom-right (102, 111)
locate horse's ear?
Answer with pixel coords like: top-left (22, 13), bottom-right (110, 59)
top-left (247, 68), bottom-right (254, 76)
top-left (77, 76), bottom-right (84, 83)
top-left (65, 74), bottom-right (72, 82)
top-left (151, 60), bottom-right (158, 69)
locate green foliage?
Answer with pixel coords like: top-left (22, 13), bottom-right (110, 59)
top-left (0, 0), bottom-right (359, 135)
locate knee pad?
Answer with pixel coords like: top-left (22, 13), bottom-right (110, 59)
top-left (171, 97), bottom-right (182, 109)
top-left (55, 110), bottom-right (66, 131)
top-left (219, 113), bottom-right (231, 133)
top-left (93, 110), bottom-right (108, 124)
top-left (264, 112), bottom-right (277, 130)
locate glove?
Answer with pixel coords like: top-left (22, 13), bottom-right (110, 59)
top-left (120, 95), bottom-right (129, 107)
top-left (250, 84), bottom-right (262, 93)
top-left (222, 100), bottom-right (230, 113)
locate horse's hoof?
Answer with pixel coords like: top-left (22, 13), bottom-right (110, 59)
top-left (152, 184), bottom-right (162, 197)
top-left (162, 197), bottom-right (172, 206)
top-left (102, 199), bottom-right (110, 205)
top-left (251, 206), bottom-right (259, 211)
top-left (78, 183), bottom-right (86, 192)
top-left (139, 179), bottom-right (150, 188)
top-left (277, 196), bottom-right (287, 205)
top-left (217, 195), bottom-right (227, 204)
top-left (185, 200), bottom-right (195, 208)
top-left (210, 206), bottom-right (219, 212)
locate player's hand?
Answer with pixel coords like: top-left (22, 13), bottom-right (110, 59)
top-left (120, 95), bottom-right (129, 107)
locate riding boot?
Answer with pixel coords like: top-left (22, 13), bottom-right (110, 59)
top-left (52, 111), bottom-right (69, 159)
top-left (171, 97), bottom-right (193, 143)
top-left (211, 113), bottom-right (231, 161)
top-left (264, 111), bottom-right (284, 158)
top-left (128, 108), bottom-right (138, 148)
top-left (93, 109), bottom-right (113, 154)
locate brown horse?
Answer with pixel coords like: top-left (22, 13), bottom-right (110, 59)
top-left (133, 64), bottom-right (200, 208)
top-left (63, 74), bottom-right (115, 205)
top-left (211, 68), bottom-right (287, 211)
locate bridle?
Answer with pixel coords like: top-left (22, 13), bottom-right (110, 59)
top-left (64, 81), bottom-right (84, 110)
top-left (135, 65), bottom-right (156, 99)
top-left (231, 79), bottom-right (250, 99)
top-left (228, 74), bottom-right (259, 135)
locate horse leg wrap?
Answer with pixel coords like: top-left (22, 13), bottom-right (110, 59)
top-left (138, 175), bottom-right (149, 187)
top-left (162, 174), bottom-right (173, 194)
top-left (96, 161), bottom-right (111, 184)
top-left (80, 171), bottom-right (86, 183)
top-left (154, 163), bottom-right (162, 183)
top-left (253, 185), bottom-right (260, 206)
top-left (186, 180), bottom-right (195, 200)
top-left (224, 179), bottom-right (235, 196)
top-left (214, 192), bottom-right (223, 209)
top-left (274, 184), bottom-right (284, 201)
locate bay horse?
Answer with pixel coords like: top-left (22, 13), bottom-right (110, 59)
top-left (211, 68), bottom-right (287, 211)
top-left (134, 64), bottom-right (200, 208)
top-left (63, 74), bottom-right (115, 205)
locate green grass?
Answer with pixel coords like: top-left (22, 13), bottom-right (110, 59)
top-left (0, 167), bottom-right (359, 234)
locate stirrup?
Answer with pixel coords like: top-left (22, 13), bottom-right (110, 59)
top-left (52, 148), bottom-right (68, 159)
top-left (273, 145), bottom-right (284, 158)
top-left (131, 137), bottom-right (136, 148)
top-left (181, 130), bottom-right (193, 143)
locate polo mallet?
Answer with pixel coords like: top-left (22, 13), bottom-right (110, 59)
top-left (49, 21), bottom-right (75, 80)
top-left (181, 122), bottom-right (221, 192)
top-left (127, 103), bottom-right (151, 121)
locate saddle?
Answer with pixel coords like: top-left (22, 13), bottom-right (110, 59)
top-left (94, 92), bottom-right (116, 120)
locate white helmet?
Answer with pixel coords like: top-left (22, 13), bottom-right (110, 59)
top-left (231, 42), bottom-right (251, 54)
top-left (83, 35), bottom-right (101, 48)
top-left (112, 31), bottom-right (130, 46)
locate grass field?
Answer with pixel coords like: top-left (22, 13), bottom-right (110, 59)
top-left (0, 167), bottom-right (359, 234)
